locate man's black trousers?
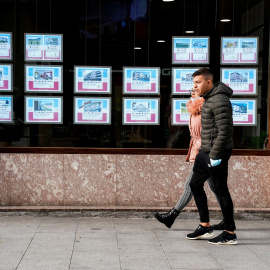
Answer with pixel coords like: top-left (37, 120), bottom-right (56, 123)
top-left (189, 149), bottom-right (236, 231)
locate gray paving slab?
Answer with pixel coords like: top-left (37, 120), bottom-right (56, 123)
top-left (0, 215), bottom-right (270, 269)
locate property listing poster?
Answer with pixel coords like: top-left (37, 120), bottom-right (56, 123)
top-left (0, 64), bottom-right (12, 91)
top-left (123, 67), bottom-right (160, 94)
top-left (123, 98), bottom-right (159, 125)
top-left (0, 96), bottom-right (13, 123)
top-left (25, 34), bottom-right (62, 61)
top-left (221, 37), bottom-right (258, 64)
top-left (25, 65), bottom-right (62, 93)
top-left (74, 67), bottom-right (111, 93)
top-left (74, 97), bottom-right (111, 124)
top-left (221, 68), bottom-right (257, 95)
top-left (172, 99), bottom-right (190, 125)
top-left (0, 32), bottom-right (12, 60)
top-left (25, 97), bottom-right (62, 124)
top-left (172, 37), bottom-right (209, 64)
top-left (231, 99), bottom-right (256, 126)
top-left (172, 68), bottom-right (199, 95)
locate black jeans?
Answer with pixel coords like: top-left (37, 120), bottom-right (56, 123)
top-left (189, 149), bottom-right (236, 231)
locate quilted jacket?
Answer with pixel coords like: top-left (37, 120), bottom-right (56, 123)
top-left (201, 82), bottom-right (234, 159)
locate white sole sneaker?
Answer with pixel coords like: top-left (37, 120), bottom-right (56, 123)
top-left (186, 232), bottom-right (215, 240)
top-left (208, 239), bottom-right (238, 245)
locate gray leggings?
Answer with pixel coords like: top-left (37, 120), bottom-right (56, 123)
top-left (174, 165), bottom-right (219, 212)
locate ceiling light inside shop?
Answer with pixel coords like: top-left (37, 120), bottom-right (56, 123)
top-left (157, 40), bottom-right (165, 43)
top-left (220, 19), bottom-right (231, 22)
top-left (185, 31), bottom-right (194, 33)
top-left (134, 47), bottom-right (141, 50)
top-left (163, 0), bottom-right (174, 2)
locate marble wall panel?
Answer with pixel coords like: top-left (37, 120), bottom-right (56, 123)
top-left (227, 156), bottom-right (270, 208)
top-left (63, 154), bottom-right (116, 206)
top-left (0, 154), bottom-right (64, 206)
top-left (258, 156), bottom-right (270, 207)
top-left (0, 155), bottom-right (10, 205)
top-left (165, 156), bottom-right (195, 207)
top-left (115, 155), bottom-right (194, 207)
top-left (0, 153), bottom-right (269, 208)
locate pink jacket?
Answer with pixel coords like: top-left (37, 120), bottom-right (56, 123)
top-left (186, 97), bottom-right (205, 163)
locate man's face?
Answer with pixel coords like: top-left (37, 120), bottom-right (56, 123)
top-left (193, 75), bottom-right (213, 96)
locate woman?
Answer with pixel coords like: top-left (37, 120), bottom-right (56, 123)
top-left (154, 89), bottom-right (223, 229)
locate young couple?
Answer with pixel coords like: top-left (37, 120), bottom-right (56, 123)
top-left (155, 68), bottom-right (237, 245)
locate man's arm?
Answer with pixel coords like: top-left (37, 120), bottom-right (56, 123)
top-left (209, 95), bottom-right (233, 160)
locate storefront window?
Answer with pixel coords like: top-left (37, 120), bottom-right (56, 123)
top-left (0, 0), bottom-right (268, 149)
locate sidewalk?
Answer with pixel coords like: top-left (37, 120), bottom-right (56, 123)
top-left (0, 215), bottom-right (270, 270)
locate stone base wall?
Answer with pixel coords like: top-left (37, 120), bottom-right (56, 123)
top-left (1, 154), bottom-right (269, 209)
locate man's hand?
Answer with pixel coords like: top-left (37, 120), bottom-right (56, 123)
top-left (210, 159), bottom-right (222, 167)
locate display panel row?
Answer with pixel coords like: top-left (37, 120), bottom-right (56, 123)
top-left (172, 98), bottom-right (257, 126)
top-left (172, 36), bottom-right (258, 65)
top-left (0, 33), bottom-right (259, 65)
top-left (0, 65), bottom-right (258, 96)
top-left (172, 68), bottom-right (258, 95)
top-left (0, 33), bottom-right (62, 61)
top-left (0, 96), bottom-right (257, 126)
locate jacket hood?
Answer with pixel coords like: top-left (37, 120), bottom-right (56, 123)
top-left (203, 82), bottom-right (233, 99)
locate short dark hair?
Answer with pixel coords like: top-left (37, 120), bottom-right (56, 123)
top-left (192, 68), bottom-right (213, 81)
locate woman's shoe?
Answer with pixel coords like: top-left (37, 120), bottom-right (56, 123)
top-left (212, 220), bottom-right (225, 230)
top-left (154, 208), bottom-right (180, 228)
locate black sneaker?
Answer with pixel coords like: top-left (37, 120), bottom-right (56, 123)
top-left (208, 231), bottom-right (238, 245)
top-left (186, 225), bottom-right (215, 240)
top-left (212, 220), bottom-right (225, 230)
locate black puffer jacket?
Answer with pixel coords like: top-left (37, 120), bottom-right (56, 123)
top-left (201, 82), bottom-right (234, 159)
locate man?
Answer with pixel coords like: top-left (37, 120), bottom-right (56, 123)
top-left (186, 68), bottom-right (237, 245)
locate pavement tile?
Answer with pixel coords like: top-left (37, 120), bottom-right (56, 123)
top-left (119, 245), bottom-right (167, 260)
top-left (70, 252), bottom-right (120, 269)
top-left (120, 259), bottom-right (172, 270)
top-left (16, 258), bottom-right (71, 270)
top-left (0, 251), bottom-right (25, 270)
top-left (0, 216), bottom-right (268, 270)
top-left (168, 253), bottom-right (221, 269)
top-left (216, 260), bottom-right (269, 270)
top-left (116, 233), bottom-right (160, 246)
top-left (0, 238), bottom-right (32, 252)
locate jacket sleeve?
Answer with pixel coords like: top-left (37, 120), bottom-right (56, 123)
top-left (209, 95), bottom-right (233, 159)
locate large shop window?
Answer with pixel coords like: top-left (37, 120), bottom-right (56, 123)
top-left (0, 0), bottom-right (268, 149)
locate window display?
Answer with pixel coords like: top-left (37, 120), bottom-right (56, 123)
top-left (74, 66), bottom-right (111, 94)
top-left (221, 37), bottom-right (258, 64)
top-left (25, 65), bottom-right (62, 93)
top-left (0, 64), bottom-right (12, 91)
top-left (25, 96), bottom-right (63, 124)
top-left (221, 68), bottom-right (257, 95)
top-left (74, 97), bottom-right (111, 124)
top-left (25, 34), bottom-right (63, 61)
top-left (0, 96), bottom-right (13, 123)
top-left (0, 32), bottom-right (12, 60)
top-left (123, 67), bottom-right (160, 94)
top-left (172, 37), bottom-right (209, 64)
top-left (123, 98), bottom-right (159, 125)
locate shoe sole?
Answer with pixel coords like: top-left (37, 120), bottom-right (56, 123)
top-left (208, 240), bottom-right (238, 245)
top-left (186, 232), bottom-right (215, 240)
